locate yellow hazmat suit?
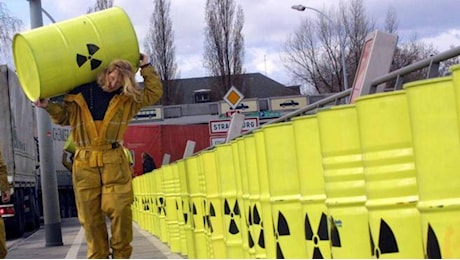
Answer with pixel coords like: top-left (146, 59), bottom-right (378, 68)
top-left (45, 65), bottom-right (163, 258)
top-left (0, 151), bottom-right (9, 258)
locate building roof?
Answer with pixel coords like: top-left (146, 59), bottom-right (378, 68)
top-left (156, 72), bottom-right (300, 105)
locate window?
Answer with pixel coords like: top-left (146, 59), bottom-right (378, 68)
top-left (193, 89), bottom-right (211, 103)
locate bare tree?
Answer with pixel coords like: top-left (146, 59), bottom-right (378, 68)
top-left (440, 46), bottom-right (460, 76)
top-left (283, 0), bottom-right (372, 93)
top-left (341, 0), bottom-right (376, 83)
top-left (87, 0), bottom-right (114, 13)
top-left (284, 0), bottom-right (445, 94)
top-left (383, 10), bottom-right (438, 85)
top-left (144, 0), bottom-right (177, 105)
top-left (0, 3), bottom-right (24, 66)
top-left (283, 0), bottom-right (374, 94)
top-left (384, 7), bottom-right (398, 34)
top-left (203, 0), bottom-right (245, 96)
top-left (389, 38), bottom-right (436, 83)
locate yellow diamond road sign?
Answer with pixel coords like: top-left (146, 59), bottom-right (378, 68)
top-left (223, 86), bottom-right (244, 109)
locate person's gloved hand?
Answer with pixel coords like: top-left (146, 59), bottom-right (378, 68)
top-left (34, 98), bottom-right (49, 109)
top-left (139, 53), bottom-right (150, 68)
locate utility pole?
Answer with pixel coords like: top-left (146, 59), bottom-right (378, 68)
top-left (28, 0), bottom-right (63, 247)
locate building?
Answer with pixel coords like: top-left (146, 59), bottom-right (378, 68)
top-left (125, 72), bottom-right (330, 174)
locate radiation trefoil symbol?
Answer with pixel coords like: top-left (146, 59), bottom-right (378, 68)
top-left (274, 211), bottom-right (290, 259)
top-left (204, 200), bottom-right (214, 234)
top-left (156, 197), bottom-right (166, 216)
top-left (370, 219), bottom-right (399, 258)
top-left (331, 217), bottom-right (399, 258)
top-left (224, 199), bottom-right (241, 234)
top-left (247, 204), bottom-right (264, 249)
top-left (305, 212), bottom-right (329, 258)
top-left (192, 202), bottom-right (200, 228)
top-left (426, 223), bottom-right (441, 258)
top-left (76, 43), bottom-right (102, 70)
top-left (141, 197), bottom-right (150, 211)
top-left (182, 200), bottom-right (194, 228)
top-left (330, 216), bottom-right (341, 248)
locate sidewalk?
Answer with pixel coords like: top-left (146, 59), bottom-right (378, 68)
top-left (5, 218), bottom-right (185, 259)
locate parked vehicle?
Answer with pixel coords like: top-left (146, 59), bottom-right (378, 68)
top-left (0, 65), bottom-right (40, 238)
top-left (49, 124), bottom-right (77, 219)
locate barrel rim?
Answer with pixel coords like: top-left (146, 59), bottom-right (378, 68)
top-left (354, 89), bottom-right (406, 103)
top-left (403, 76), bottom-right (452, 90)
top-left (13, 33), bottom-right (41, 101)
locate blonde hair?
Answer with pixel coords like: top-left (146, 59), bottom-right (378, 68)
top-left (97, 59), bottom-right (142, 103)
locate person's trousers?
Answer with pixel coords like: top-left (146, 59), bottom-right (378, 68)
top-left (72, 148), bottom-right (133, 259)
top-left (0, 217), bottom-right (7, 258)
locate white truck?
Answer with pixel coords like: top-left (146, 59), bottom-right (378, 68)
top-left (51, 123), bottom-right (77, 219)
top-left (0, 64), bottom-right (41, 238)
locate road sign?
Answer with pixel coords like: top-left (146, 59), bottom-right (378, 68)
top-left (349, 31), bottom-right (397, 103)
top-left (226, 110), bottom-right (241, 117)
top-left (220, 99), bottom-right (258, 116)
top-left (223, 86), bottom-right (244, 109)
top-left (210, 135), bottom-right (226, 146)
top-left (270, 96), bottom-right (308, 111)
top-left (209, 117), bottom-right (259, 135)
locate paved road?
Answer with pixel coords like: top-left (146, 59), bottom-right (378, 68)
top-left (5, 218), bottom-right (184, 259)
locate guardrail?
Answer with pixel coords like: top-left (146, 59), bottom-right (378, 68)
top-left (265, 45), bottom-right (460, 125)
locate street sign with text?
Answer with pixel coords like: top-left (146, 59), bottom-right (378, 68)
top-left (209, 117), bottom-right (259, 135)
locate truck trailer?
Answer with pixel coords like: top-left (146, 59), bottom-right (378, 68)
top-left (0, 65), bottom-right (41, 238)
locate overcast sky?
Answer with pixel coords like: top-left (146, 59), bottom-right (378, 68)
top-left (5, 0), bottom-right (460, 85)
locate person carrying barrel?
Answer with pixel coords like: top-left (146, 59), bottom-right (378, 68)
top-left (35, 53), bottom-right (163, 259)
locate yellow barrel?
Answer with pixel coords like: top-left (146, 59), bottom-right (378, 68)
top-left (244, 134), bottom-right (266, 259)
top-left (137, 173), bottom-right (147, 233)
top-left (291, 115), bottom-right (331, 259)
top-left (131, 175), bottom-right (141, 225)
top-left (404, 76), bottom-right (460, 258)
top-left (136, 174), bottom-right (146, 232)
top-left (195, 153), bottom-right (213, 258)
top-left (156, 168), bottom-right (169, 243)
top-left (201, 149), bottom-right (225, 258)
top-left (13, 7), bottom-right (139, 101)
top-left (232, 137), bottom-right (251, 258)
top-left (146, 172), bottom-right (155, 235)
top-left (185, 155), bottom-right (208, 258)
top-left (355, 90), bottom-right (424, 258)
top-left (172, 162), bottom-right (185, 254)
top-left (175, 159), bottom-right (189, 256)
top-left (253, 129), bottom-right (277, 259)
top-left (215, 143), bottom-right (245, 258)
top-left (163, 164), bottom-right (181, 253)
top-left (137, 174), bottom-right (147, 231)
top-left (262, 122), bottom-right (307, 259)
top-left (178, 158), bottom-right (195, 258)
top-left (317, 104), bottom-right (371, 258)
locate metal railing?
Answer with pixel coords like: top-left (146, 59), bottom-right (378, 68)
top-left (370, 45), bottom-right (460, 93)
top-left (265, 45), bottom-right (460, 125)
top-left (265, 89), bottom-right (351, 124)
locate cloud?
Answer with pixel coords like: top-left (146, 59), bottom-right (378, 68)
top-left (421, 29), bottom-right (460, 52)
top-left (6, 0), bottom-right (460, 85)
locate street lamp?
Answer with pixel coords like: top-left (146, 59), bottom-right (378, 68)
top-left (28, 0), bottom-right (63, 247)
top-left (292, 4), bottom-right (349, 91)
top-left (41, 8), bottom-right (56, 23)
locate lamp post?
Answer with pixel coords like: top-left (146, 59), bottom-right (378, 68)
top-left (28, 0), bottom-right (63, 247)
top-left (292, 4), bottom-right (348, 91)
top-left (41, 8), bottom-right (56, 23)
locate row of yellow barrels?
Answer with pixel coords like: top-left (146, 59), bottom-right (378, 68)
top-left (132, 64), bottom-right (460, 258)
